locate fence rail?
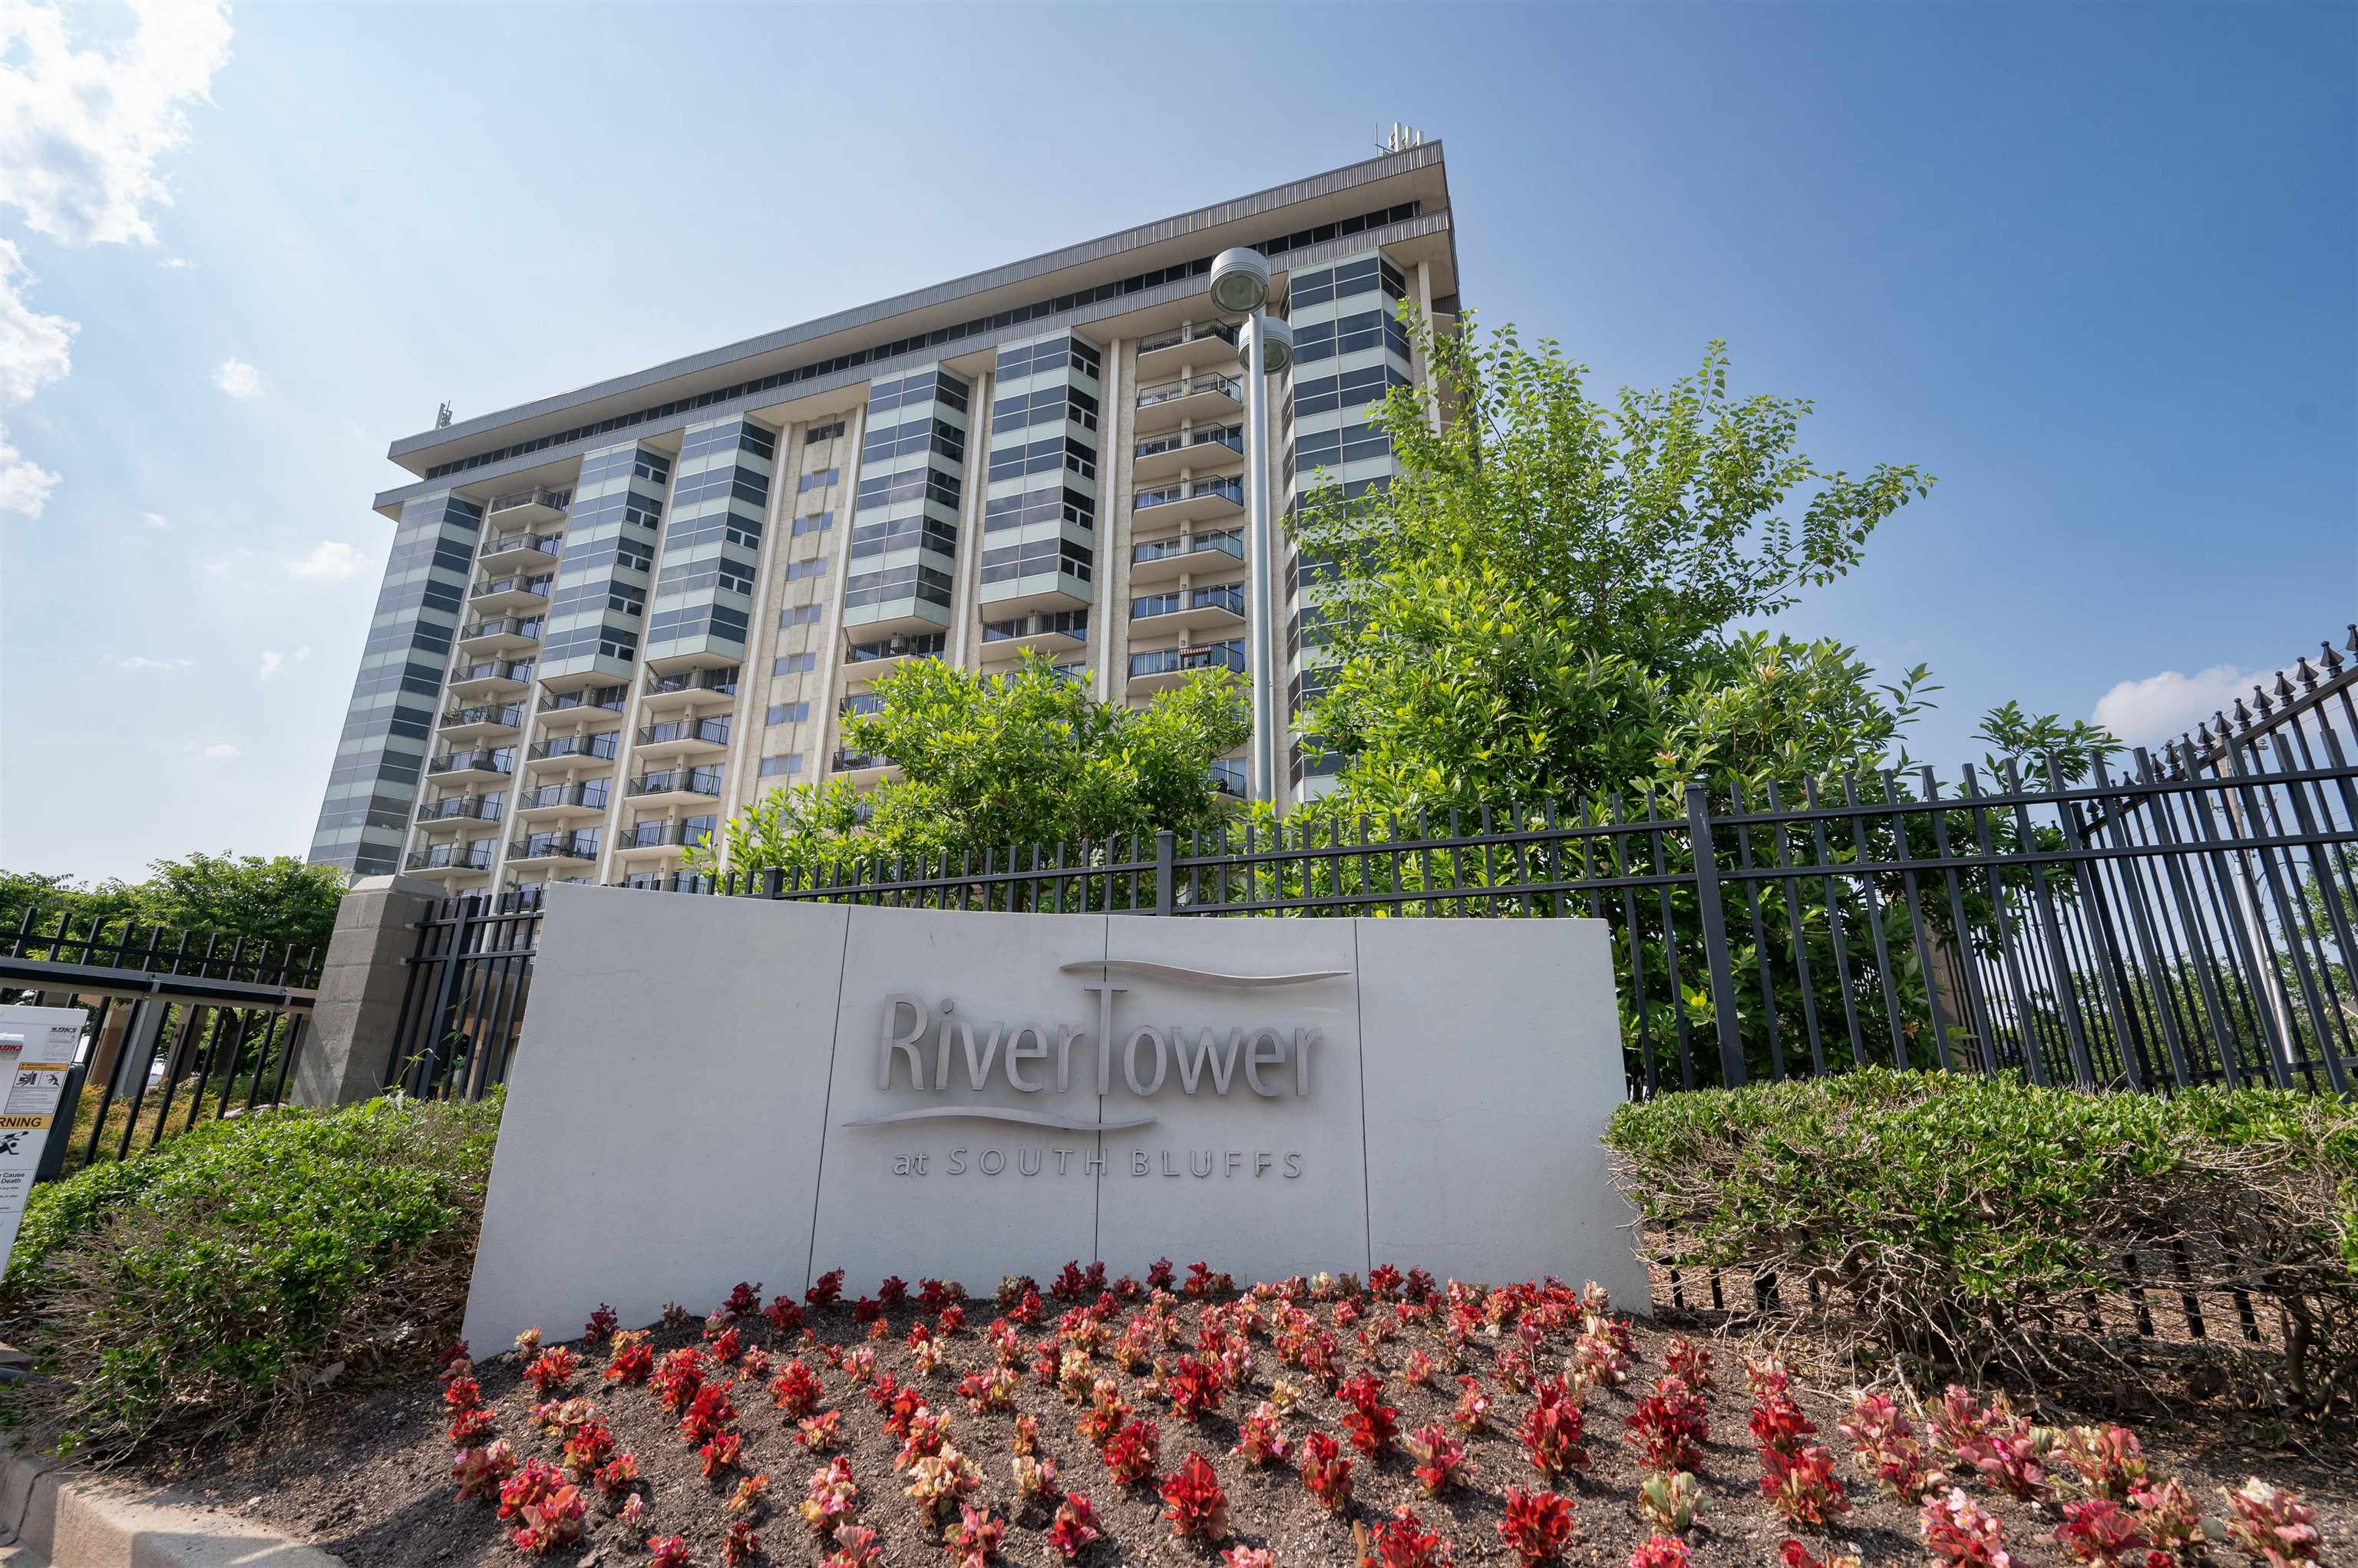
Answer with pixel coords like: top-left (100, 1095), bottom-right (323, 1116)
top-left (0, 911), bottom-right (322, 1175)
top-left (393, 627), bottom-right (2358, 1106)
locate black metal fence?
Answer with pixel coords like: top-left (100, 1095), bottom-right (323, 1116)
top-left (395, 629), bottom-right (2358, 1104)
top-left (0, 909), bottom-right (322, 1174)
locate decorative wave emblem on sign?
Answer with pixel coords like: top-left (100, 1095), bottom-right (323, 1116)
top-left (849, 956), bottom-right (1349, 1131)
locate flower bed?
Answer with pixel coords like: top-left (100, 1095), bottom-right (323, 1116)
top-left (157, 1266), bottom-right (2346, 1566)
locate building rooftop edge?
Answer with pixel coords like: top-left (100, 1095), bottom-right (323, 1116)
top-left (387, 141), bottom-right (1446, 467)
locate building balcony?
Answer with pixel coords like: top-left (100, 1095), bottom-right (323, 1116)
top-left (1130, 583), bottom-right (1247, 635)
top-left (840, 596), bottom-right (953, 640)
top-left (540, 684), bottom-right (629, 731)
top-left (416, 794), bottom-right (503, 833)
top-left (626, 765), bottom-right (724, 807)
top-left (979, 609), bottom-right (1089, 657)
top-left (1135, 320), bottom-right (1240, 377)
top-left (634, 715), bottom-right (732, 761)
top-left (447, 659), bottom-right (534, 701)
top-left (468, 573), bottom-right (553, 616)
top-left (976, 567), bottom-right (1093, 619)
top-left (1130, 528), bottom-right (1245, 587)
top-left (842, 632), bottom-right (946, 679)
top-left (525, 731), bottom-right (620, 772)
top-left (435, 702), bottom-right (526, 745)
top-left (405, 843), bottom-right (493, 878)
top-left (1134, 475), bottom-right (1244, 528)
top-left (487, 487), bottom-right (571, 528)
top-left (457, 616), bottom-right (544, 655)
top-left (641, 665), bottom-right (741, 718)
top-left (477, 530), bottom-right (564, 576)
top-left (425, 748), bottom-right (512, 784)
top-left (515, 780), bottom-right (612, 824)
top-left (506, 832), bottom-right (600, 871)
top-left (1208, 757), bottom-right (1248, 799)
top-left (829, 748), bottom-right (896, 784)
top-left (1127, 639), bottom-right (1245, 695)
top-left (614, 818), bottom-right (716, 861)
top-left (1134, 372), bottom-right (1243, 434)
top-left (1131, 423), bottom-right (1244, 485)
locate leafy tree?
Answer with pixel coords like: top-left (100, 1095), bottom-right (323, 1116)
top-left (692, 651), bottom-right (1248, 883)
top-left (0, 854), bottom-right (346, 950)
top-left (1290, 314), bottom-right (2122, 811)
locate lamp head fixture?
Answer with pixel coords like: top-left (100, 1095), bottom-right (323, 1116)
top-left (1208, 247), bottom-right (1272, 315)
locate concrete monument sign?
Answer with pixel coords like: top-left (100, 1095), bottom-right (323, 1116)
top-left (461, 887), bottom-right (1644, 1348)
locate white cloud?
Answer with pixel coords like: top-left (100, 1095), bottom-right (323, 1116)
top-left (284, 540), bottom-right (365, 580)
top-left (114, 654), bottom-right (193, 672)
top-left (1, 435), bottom-right (61, 517)
top-left (140, 510), bottom-right (167, 528)
top-left (0, 239), bottom-right (76, 405)
top-left (258, 649), bottom-right (283, 680)
top-left (295, 644), bottom-right (312, 663)
top-left (188, 741), bottom-right (239, 761)
top-left (159, 256), bottom-right (194, 269)
top-left (2092, 663), bottom-right (2256, 746)
top-left (0, 0), bottom-right (236, 248)
top-left (211, 356), bottom-right (261, 399)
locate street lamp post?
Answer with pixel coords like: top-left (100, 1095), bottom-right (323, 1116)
top-left (1207, 248), bottom-right (1292, 808)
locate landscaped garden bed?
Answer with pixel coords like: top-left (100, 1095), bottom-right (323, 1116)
top-left (127, 1270), bottom-right (2351, 1565)
top-left (0, 1079), bottom-right (2346, 1566)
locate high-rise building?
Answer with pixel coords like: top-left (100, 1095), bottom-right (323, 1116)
top-left (308, 143), bottom-right (1460, 888)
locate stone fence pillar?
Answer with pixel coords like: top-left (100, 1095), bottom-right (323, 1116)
top-left (292, 873), bottom-right (446, 1108)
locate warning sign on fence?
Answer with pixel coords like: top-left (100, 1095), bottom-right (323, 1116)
top-left (0, 1006), bottom-right (86, 1278)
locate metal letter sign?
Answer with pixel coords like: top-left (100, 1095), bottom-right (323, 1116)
top-left (0, 1007), bottom-right (84, 1276)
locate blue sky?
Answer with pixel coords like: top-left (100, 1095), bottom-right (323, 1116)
top-left (3, 1), bottom-right (2352, 883)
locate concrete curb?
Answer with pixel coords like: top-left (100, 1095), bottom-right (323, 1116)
top-left (0, 1442), bottom-right (345, 1568)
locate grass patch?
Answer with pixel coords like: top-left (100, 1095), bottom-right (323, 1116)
top-left (2, 1091), bottom-right (501, 1459)
top-left (1606, 1068), bottom-right (2358, 1420)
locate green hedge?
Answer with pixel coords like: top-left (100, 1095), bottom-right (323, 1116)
top-left (1605, 1069), bottom-right (2356, 1416)
top-left (1, 1091), bottom-right (501, 1457)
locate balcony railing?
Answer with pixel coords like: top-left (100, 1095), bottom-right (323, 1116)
top-left (1136, 373), bottom-right (1243, 411)
top-left (1134, 424), bottom-right (1244, 464)
top-left (1208, 758), bottom-right (1248, 798)
top-left (628, 766), bottom-right (723, 798)
top-left (418, 796), bottom-right (502, 824)
top-left (405, 843), bottom-right (490, 872)
top-left (980, 609), bottom-right (1088, 643)
top-left (520, 780), bottom-right (609, 811)
top-left (544, 685), bottom-right (627, 715)
top-left (438, 703), bottom-right (524, 730)
top-left (426, 749), bottom-right (512, 777)
top-left (489, 487), bottom-right (572, 517)
top-left (459, 616), bottom-right (544, 642)
top-left (1132, 584), bottom-right (1244, 620)
top-left (637, 717), bottom-right (732, 748)
top-left (1137, 477), bottom-right (1244, 511)
top-left (470, 573), bottom-right (553, 600)
top-left (622, 819), bottom-right (717, 851)
top-left (1128, 641), bottom-right (1245, 679)
top-left (844, 633), bottom-right (946, 665)
top-left (483, 530), bottom-right (563, 559)
top-left (510, 832), bottom-right (599, 863)
top-left (449, 659), bottom-right (534, 685)
top-left (529, 732), bottom-right (619, 762)
top-left (1133, 530), bottom-right (1244, 567)
top-left (831, 748), bottom-right (887, 772)
top-left (644, 666), bottom-right (741, 698)
top-left (1136, 321), bottom-right (1240, 357)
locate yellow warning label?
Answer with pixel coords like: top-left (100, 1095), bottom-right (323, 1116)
top-left (0, 1114), bottom-right (51, 1131)
top-left (17, 1062), bottom-right (72, 1073)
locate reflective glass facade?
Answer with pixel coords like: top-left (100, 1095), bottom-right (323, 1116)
top-left (540, 441), bottom-right (670, 685)
top-left (843, 367), bottom-right (969, 631)
top-left (308, 491), bottom-right (481, 873)
top-left (645, 416), bottom-right (776, 665)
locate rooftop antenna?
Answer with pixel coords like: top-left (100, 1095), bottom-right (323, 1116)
top-left (435, 401), bottom-right (453, 429)
top-left (1379, 122), bottom-right (1426, 154)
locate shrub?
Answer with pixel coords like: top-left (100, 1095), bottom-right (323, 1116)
top-left (1299, 1428), bottom-right (1353, 1512)
top-left (1159, 1451), bottom-right (1230, 1540)
top-left (1625, 1375), bottom-right (1709, 1473)
top-left (1358, 1506), bottom-right (1455, 1568)
top-left (1047, 1492), bottom-right (1100, 1560)
top-left (1920, 1487), bottom-right (2011, 1567)
top-left (1605, 1068), bottom-right (2357, 1409)
top-left (0, 1090), bottom-right (501, 1457)
top-left (1519, 1375), bottom-right (1591, 1479)
top-left (2222, 1477), bottom-right (2324, 1567)
top-left (1101, 1418), bottom-right (1161, 1484)
top-left (1496, 1484), bottom-right (1575, 1565)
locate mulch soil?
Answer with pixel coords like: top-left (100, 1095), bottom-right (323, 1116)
top-left (143, 1279), bottom-right (2351, 1567)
